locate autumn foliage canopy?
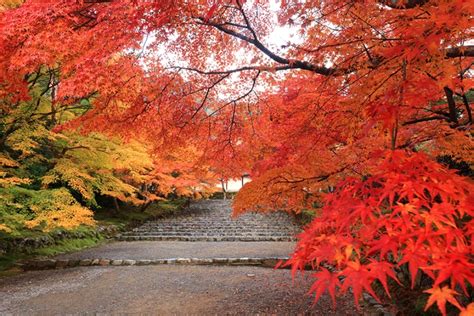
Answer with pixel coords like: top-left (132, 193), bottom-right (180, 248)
top-left (1, 0), bottom-right (473, 314)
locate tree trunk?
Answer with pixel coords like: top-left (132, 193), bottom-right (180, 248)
top-left (113, 197), bottom-right (121, 214)
top-left (140, 201), bottom-right (151, 213)
top-left (444, 87), bottom-right (459, 125)
top-left (184, 198), bottom-right (191, 208)
top-left (221, 180), bottom-right (227, 200)
top-left (461, 93), bottom-right (472, 124)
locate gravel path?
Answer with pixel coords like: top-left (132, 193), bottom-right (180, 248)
top-left (0, 265), bottom-right (361, 315)
top-left (55, 241), bottom-right (296, 260)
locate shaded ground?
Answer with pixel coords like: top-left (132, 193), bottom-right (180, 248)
top-left (0, 265), bottom-right (360, 315)
top-left (55, 241), bottom-right (296, 260)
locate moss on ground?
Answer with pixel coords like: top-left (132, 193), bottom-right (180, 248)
top-left (0, 234), bottom-right (103, 272)
top-left (33, 236), bottom-right (104, 257)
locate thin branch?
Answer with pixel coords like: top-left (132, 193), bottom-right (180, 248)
top-left (379, 0), bottom-right (429, 9)
top-left (402, 115), bottom-right (448, 125)
top-left (206, 71), bottom-right (260, 118)
top-left (170, 65), bottom-right (295, 75)
top-left (195, 17), bottom-right (341, 76)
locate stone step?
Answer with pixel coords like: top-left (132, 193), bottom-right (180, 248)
top-left (127, 229), bottom-right (298, 233)
top-left (120, 232), bottom-right (299, 236)
top-left (140, 221), bottom-right (294, 223)
top-left (117, 200), bottom-right (301, 242)
top-left (133, 228), bottom-right (296, 232)
top-left (117, 236), bottom-right (296, 242)
top-left (139, 222), bottom-right (294, 225)
top-left (130, 226), bottom-right (294, 229)
top-left (140, 217), bottom-right (292, 220)
top-left (122, 232), bottom-right (294, 237)
top-left (130, 232), bottom-right (295, 236)
top-left (139, 222), bottom-right (294, 226)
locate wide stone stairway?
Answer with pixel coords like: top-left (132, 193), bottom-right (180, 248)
top-left (22, 199), bottom-right (302, 268)
top-left (118, 199), bottom-right (300, 242)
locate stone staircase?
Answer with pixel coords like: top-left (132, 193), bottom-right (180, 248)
top-left (117, 199), bottom-right (301, 242)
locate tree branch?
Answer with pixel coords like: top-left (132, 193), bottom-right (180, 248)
top-left (445, 45), bottom-right (474, 58)
top-left (402, 115), bottom-right (448, 126)
top-left (379, 0), bottom-right (429, 9)
top-left (171, 65), bottom-right (296, 75)
top-left (196, 17), bottom-right (341, 76)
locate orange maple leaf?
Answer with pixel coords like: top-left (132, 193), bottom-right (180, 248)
top-left (460, 303), bottom-right (474, 316)
top-left (424, 286), bottom-right (462, 316)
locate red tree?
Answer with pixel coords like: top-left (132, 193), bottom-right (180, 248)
top-left (1, 0), bottom-right (473, 314)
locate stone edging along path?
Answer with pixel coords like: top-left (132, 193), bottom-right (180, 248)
top-left (18, 257), bottom-right (287, 271)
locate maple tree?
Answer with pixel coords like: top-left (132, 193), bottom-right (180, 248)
top-left (0, 65), bottom-right (217, 233)
top-left (1, 0), bottom-right (473, 314)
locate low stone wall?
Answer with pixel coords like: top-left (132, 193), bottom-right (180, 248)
top-left (19, 257), bottom-right (287, 270)
top-left (0, 225), bottom-right (119, 255)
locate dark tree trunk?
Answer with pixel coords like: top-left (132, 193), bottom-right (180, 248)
top-left (461, 93), bottom-right (472, 124)
top-left (444, 87), bottom-right (459, 125)
top-left (140, 201), bottom-right (151, 213)
top-left (113, 197), bottom-right (121, 214)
